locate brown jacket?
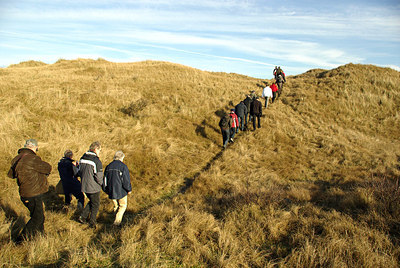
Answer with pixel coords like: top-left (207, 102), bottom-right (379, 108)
top-left (8, 148), bottom-right (52, 198)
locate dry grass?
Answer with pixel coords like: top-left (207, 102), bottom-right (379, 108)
top-left (0, 59), bottom-right (399, 267)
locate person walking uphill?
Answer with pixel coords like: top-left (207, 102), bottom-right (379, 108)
top-left (243, 94), bottom-right (252, 128)
top-left (104, 151), bottom-right (132, 226)
top-left (8, 139), bottom-right (52, 243)
top-left (250, 97), bottom-right (262, 131)
top-left (229, 109), bottom-right (239, 142)
top-left (270, 82), bottom-right (279, 103)
top-left (235, 101), bottom-right (247, 131)
top-left (78, 141), bottom-right (103, 229)
top-left (262, 83), bottom-right (273, 108)
top-left (58, 150), bottom-right (85, 211)
top-left (219, 113), bottom-right (232, 149)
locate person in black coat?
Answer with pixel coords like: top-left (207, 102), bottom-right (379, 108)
top-left (250, 96), bottom-right (262, 130)
top-left (104, 151), bottom-right (132, 226)
top-left (243, 94), bottom-right (252, 128)
top-left (235, 101), bottom-right (247, 131)
top-left (58, 150), bottom-right (85, 210)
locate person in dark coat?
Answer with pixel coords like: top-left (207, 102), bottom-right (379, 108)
top-left (104, 151), bottom-right (132, 226)
top-left (250, 96), bottom-right (262, 130)
top-left (57, 150), bottom-right (84, 210)
top-left (219, 113), bottom-right (232, 149)
top-left (78, 141), bottom-right (103, 229)
top-left (235, 101), bottom-right (247, 131)
top-left (243, 94), bottom-right (252, 128)
top-left (8, 139), bottom-right (52, 243)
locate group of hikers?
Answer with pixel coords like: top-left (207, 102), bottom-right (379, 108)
top-left (8, 139), bottom-right (131, 244)
top-left (7, 67), bottom-right (286, 244)
top-left (218, 66), bottom-right (286, 148)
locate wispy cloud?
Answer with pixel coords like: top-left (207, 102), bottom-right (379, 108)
top-left (0, 0), bottom-right (399, 76)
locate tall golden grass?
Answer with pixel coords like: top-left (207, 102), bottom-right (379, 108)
top-left (0, 59), bottom-right (399, 267)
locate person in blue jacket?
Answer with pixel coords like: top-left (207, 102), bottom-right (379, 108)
top-left (103, 150), bottom-right (132, 226)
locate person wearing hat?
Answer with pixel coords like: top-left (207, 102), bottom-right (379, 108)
top-left (8, 139), bottom-right (52, 243)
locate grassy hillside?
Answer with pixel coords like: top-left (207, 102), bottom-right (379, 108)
top-left (0, 59), bottom-right (399, 267)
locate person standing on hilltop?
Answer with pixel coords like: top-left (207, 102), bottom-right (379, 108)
top-left (229, 109), bottom-right (239, 142)
top-left (57, 149), bottom-right (85, 212)
top-left (78, 141), bottom-right (103, 229)
top-left (270, 81), bottom-right (279, 103)
top-left (275, 67), bottom-right (286, 97)
top-left (8, 139), bottom-right (52, 243)
top-left (273, 66), bottom-right (278, 80)
top-left (219, 113), bottom-right (232, 149)
top-left (243, 94), bottom-right (252, 129)
top-left (250, 97), bottom-right (262, 130)
top-left (262, 82), bottom-right (273, 108)
top-left (235, 101), bottom-right (247, 131)
top-left (103, 151), bottom-right (132, 226)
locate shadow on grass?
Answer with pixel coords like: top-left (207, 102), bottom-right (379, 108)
top-left (0, 200), bottom-right (25, 242)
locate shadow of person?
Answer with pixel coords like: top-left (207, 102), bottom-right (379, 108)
top-left (43, 185), bottom-right (65, 212)
top-left (0, 201), bottom-right (25, 242)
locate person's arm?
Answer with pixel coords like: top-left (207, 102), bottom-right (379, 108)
top-left (122, 165), bottom-right (132, 193)
top-left (33, 156), bottom-right (52, 175)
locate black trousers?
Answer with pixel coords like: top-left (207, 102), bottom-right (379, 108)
top-left (64, 187), bottom-right (85, 207)
top-left (20, 194), bottom-right (45, 239)
top-left (252, 114), bottom-right (261, 130)
top-left (81, 192), bottom-right (100, 225)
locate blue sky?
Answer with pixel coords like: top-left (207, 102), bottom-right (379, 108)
top-left (0, 0), bottom-right (399, 78)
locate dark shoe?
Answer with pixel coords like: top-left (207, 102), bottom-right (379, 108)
top-left (88, 223), bottom-right (97, 230)
top-left (78, 216), bottom-right (86, 224)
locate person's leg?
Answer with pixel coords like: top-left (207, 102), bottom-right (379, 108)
top-left (257, 114), bottom-right (261, 128)
top-left (88, 192), bottom-right (100, 227)
top-left (230, 127), bottom-right (235, 140)
top-left (64, 190), bottom-right (72, 206)
top-left (112, 199), bottom-right (118, 213)
top-left (73, 190), bottom-right (85, 210)
top-left (252, 115), bottom-right (256, 130)
top-left (80, 193), bottom-right (91, 221)
top-left (19, 195), bottom-right (45, 239)
top-left (114, 196), bottom-right (128, 225)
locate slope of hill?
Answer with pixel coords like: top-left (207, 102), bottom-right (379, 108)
top-left (0, 60), bottom-right (399, 267)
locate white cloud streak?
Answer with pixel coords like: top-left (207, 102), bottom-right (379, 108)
top-left (0, 0), bottom-right (399, 75)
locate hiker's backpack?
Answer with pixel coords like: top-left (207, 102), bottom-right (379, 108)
top-left (277, 74), bottom-right (283, 83)
top-left (219, 115), bottom-right (230, 129)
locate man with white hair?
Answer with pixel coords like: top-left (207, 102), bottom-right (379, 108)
top-left (103, 150), bottom-right (132, 226)
top-left (8, 139), bottom-right (52, 243)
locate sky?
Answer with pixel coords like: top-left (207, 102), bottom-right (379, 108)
top-left (0, 0), bottom-right (399, 78)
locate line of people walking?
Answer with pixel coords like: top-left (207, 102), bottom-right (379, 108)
top-left (8, 139), bottom-right (132, 243)
top-left (219, 67), bottom-right (286, 149)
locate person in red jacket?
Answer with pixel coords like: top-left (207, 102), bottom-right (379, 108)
top-left (270, 82), bottom-right (279, 103)
top-left (229, 109), bottom-right (239, 143)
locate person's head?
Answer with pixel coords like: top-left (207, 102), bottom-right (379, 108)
top-left (113, 150), bottom-right (125, 162)
top-left (89, 141), bottom-right (101, 155)
top-left (24, 139), bottom-right (38, 152)
top-left (64, 149), bottom-right (73, 159)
